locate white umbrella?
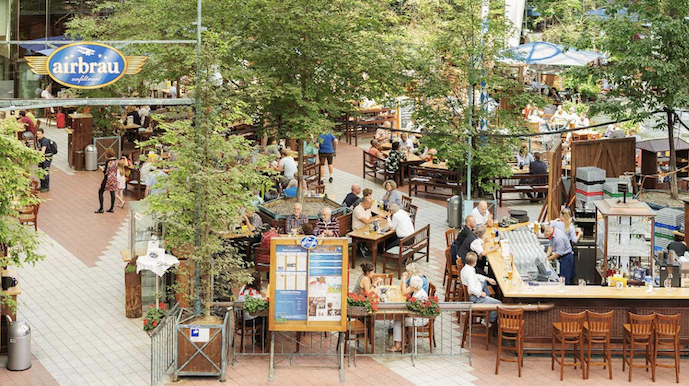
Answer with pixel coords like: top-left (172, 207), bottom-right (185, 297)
top-left (499, 42), bottom-right (605, 67)
top-left (136, 248), bottom-right (180, 309)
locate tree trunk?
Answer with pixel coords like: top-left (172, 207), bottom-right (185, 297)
top-left (297, 139), bottom-right (304, 203)
top-left (667, 108), bottom-right (679, 199)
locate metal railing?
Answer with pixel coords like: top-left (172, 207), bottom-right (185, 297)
top-left (148, 303), bottom-right (180, 386)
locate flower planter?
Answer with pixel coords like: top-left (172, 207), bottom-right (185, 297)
top-left (347, 306), bottom-right (369, 317)
top-left (124, 258), bottom-right (142, 318)
top-left (174, 308), bottom-right (229, 381)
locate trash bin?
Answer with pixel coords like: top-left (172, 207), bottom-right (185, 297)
top-left (7, 321), bottom-right (31, 371)
top-left (74, 150), bottom-right (85, 171)
top-left (447, 195), bottom-right (461, 228)
top-left (85, 145), bottom-right (97, 171)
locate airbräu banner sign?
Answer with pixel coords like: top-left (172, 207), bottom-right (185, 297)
top-left (27, 42), bottom-right (147, 89)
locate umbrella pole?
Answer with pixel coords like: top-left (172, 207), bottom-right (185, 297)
top-left (156, 275), bottom-right (160, 310)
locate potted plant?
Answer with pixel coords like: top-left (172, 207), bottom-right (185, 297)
top-left (242, 296), bottom-right (269, 317)
top-left (347, 291), bottom-right (379, 316)
top-left (143, 303), bottom-right (168, 331)
top-left (405, 294), bottom-right (440, 318)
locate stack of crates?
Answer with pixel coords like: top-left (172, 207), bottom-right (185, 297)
top-left (576, 167), bottom-right (606, 210)
top-left (603, 178), bottom-right (632, 199)
top-left (654, 208), bottom-right (684, 252)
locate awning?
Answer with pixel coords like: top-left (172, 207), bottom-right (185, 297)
top-left (636, 138), bottom-right (689, 153)
top-left (18, 36), bottom-right (76, 56)
top-left (498, 41), bottom-right (606, 66)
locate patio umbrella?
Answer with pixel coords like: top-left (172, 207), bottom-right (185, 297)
top-left (498, 41), bottom-right (605, 67)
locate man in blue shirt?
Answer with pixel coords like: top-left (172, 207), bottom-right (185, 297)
top-left (317, 132), bottom-right (338, 183)
top-left (544, 224), bottom-right (575, 284)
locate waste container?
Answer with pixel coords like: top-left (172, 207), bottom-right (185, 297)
top-left (7, 321), bottom-right (31, 371)
top-left (74, 150), bottom-right (85, 171)
top-left (85, 144), bottom-right (97, 171)
top-left (447, 195), bottom-right (461, 228)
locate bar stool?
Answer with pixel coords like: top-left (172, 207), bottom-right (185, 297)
top-left (622, 312), bottom-right (655, 382)
top-left (461, 284), bottom-right (490, 350)
top-left (551, 311), bottom-right (586, 381)
top-left (653, 313), bottom-right (681, 383)
top-left (583, 310), bottom-right (614, 380)
top-left (495, 308), bottom-right (525, 377)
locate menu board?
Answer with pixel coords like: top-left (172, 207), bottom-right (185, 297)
top-left (397, 96), bottom-right (415, 130)
top-left (269, 238), bottom-right (348, 332)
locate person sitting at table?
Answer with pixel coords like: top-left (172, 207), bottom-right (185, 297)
top-left (401, 262), bottom-right (429, 296)
top-left (386, 204), bottom-right (415, 249)
top-left (385, 142), bottom-right (406, 180)
top-left (381, 180), bottom-right (402, 209)
top-left (527, 152), bottom-right (548, 199)
top-left (459, 225), bottom-right (498, 273)
top-left (551, 208), bottom-right (582, 243)
top-left (257, 221), bottom-right (279, 262)
top-left (353, 262), bottom-right (382, 295)
top-left (237, 272), bottom-right (267, 332)
top-left (568, 106), bottom-right (579, 121)
top-left (282, 179), bottom-right (299, 198)
top-left (471, 200), bottom-right (493, 227)
top-left (276, 149), bottom-right (298, 180)
top-left (516, 143), bottom-right (533, 168)
top-left (368, 139), bottom-right (386, 159)
top-left (302, 222), bottom-right (315, 236)
top-left (315, 207), bottom-right (340, 237)
top-left (548, 87), bottom-right (561, 104)
top-left (420, 148), bottom-right (437, 162)
top-left (576, 111), bottom-right (590, 127)
top-left (451, 215), bottom-right (476, 265)
top-left (17, 110), bottom-right (35, 140)
top-left (285, 203), bottom-right (308, 234)
top-left (399, 133), bottom-right (414, 153)
top-left (264, 137), bottom-right (281, 158)
top-left (303, 138), bottom-right (319, 164)
top-left (242, 208), bottom-right (263, 233)
top-left (461, 252), bottom-right (500, 324)
top-left (343, 184), bottom-right (362, 208)
top-left (350, 188), bottom-right (372, 209)
top-left (543, 224), bottom-right (576, 284)
top-left (388, 275), bottom-right (428, 353)
top-left (352, 196), bottom-right (384, 258)
top-left (375, 121), bottom-right (392, 142)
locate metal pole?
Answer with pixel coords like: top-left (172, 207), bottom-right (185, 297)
top-left (338, 332), bottom-right (345, 383)
top-left (268, 332), bottom-right (276, 382)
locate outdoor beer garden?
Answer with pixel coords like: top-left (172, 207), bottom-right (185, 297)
top-left (3, 1), bottom-right (689, 385)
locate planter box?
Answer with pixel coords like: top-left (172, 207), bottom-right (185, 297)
top-left (174, 309), bottom-right (229, 381)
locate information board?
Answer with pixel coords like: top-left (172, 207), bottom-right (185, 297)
top-left (269, 237), bottom-right (348, 332)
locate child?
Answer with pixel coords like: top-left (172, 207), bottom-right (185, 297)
top-left (115, 159), bottom-right (127, 208)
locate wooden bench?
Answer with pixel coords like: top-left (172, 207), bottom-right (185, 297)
top-left (303, 161), bottom-right (321, 187)
top-left (497, 174), bottom-right (549, 207)
top-left (408, 166), bottom-right (462, 199)
top-left (382, 225), bottom-right (430, 279)
top-left (362, 150), bottom-right (392, 183)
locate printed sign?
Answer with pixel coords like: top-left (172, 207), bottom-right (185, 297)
top-left (26, 42), bottom-right (147, 89)
top-left (300, 236), bottom-right (318, 249)
top-left (190, 327), bottom-right (209, 343)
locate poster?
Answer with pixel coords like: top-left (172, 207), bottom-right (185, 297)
top-left (273, 245), bottom-right (308, 321)
top-left (307, 245), bottom-right (343, 321)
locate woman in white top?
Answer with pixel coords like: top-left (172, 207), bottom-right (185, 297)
top-left (388, 275), bottom-right (428, 352)
top-left (237, 272), bottom-right (266, 322)
top-left (550, 208), bottom-right (582, 243)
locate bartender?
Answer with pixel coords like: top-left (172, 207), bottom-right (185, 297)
top-left (543, 224), bottom-right (576, 284)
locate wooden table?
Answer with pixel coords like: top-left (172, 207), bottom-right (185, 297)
top-left (419, 161), bottom-right (447, 170)
top-left (379, 285), bottom-right (407, 302)
top-left (381, 150), bottom-right (424, 186)
top-left (347, 208), bottom-right (394, 269)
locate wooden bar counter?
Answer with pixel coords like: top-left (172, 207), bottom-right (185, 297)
top-left (485, 227), bottom-right (689, 352)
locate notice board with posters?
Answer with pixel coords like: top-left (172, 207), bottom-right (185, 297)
top-left (268, 237), bottom-right (348, 332)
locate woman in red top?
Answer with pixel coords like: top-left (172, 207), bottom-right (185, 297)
top-left (96, 148), bottom-right (119, 213)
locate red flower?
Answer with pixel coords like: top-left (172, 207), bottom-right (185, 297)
top-left (410, 297), bottom-right (417, 303)
top-left (266, 297), bottom-right (270, 302)
top-left (152, 321), bottom-right (158, 327)
top-left (406, 294), bottom-right (412, 300)
top-left (159, 302), bottom-right (165, 309)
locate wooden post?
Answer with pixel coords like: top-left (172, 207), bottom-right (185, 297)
top-left (125, 257), bottom-right (142, 318)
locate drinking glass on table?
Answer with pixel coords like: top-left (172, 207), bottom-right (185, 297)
top-left (578, 278), bottom-right (586, 293)
top-left (558, 276), bottom-right (565, 292)
top-left (665, 276), bottom-right (673, 293)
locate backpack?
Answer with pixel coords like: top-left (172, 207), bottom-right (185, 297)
top-left (47, 139), bottom-right (58, 155)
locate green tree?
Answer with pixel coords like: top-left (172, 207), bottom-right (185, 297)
top-left (572, 0), bottom-right (689, 199)
top-left (224, 0), bottom-right (409, 198)
top-left (0, 120), bottom-right (45, 308)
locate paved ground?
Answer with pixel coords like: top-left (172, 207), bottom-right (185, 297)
top-left (1, 126), bottom-right (678, 386)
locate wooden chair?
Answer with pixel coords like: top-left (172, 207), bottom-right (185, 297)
top-left (252, 243), bottom-right (270, 279)
top-left (583, 310), bottom-right (614, 380)
top-left (340, 311), bottom-right (371, 354)
top-left (235, 314), bottom-right (266, 353)
top-left (495, 308), bottom-right (525, 377)
top-left (19, 203), bottom-right (40, 231)
top-left (444, 228), bottom-right (456, 248)
top-left (653, 313), bottom-right (681, 384)
top-left (551, 311), bottom-right (586, 381)
top-left (444, 248), bottom-right (461, 301)
top-left (622, 312), bottom-right (655, 382)
top-left (407, 204), bottom-right (418, 226)
top-left (461, 284), bottom-right (490, 350)
top-left (29, 179), bottom-right (40, 196)
top-left (405, 283), bottom-right (437, 353)
top-left (313, 185), bottom-right (325, 194)
top-left (371, 273), bottom-right (393, 286)
top-left (381, 225), bottom-right (430, 279)
top-left (401, 195), bottom-right (413, 212)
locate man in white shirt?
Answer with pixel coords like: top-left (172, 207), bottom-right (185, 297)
top-left (399, 133), bottom-right (414, 152)
top-left (460, 252), bottom-right (500, 322)
top-left (471, 201), bottom-right (493, 227)
top-left (276, 149), bottom-right (298, 180)
top-left (352, 196), bottom-right (383, 258)
top-left (386, 203), bottom-right (415, 249)
top-left (41, 85), bottom-right (55, 114)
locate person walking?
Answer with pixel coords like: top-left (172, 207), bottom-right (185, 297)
top-left (35, 128), bottom-right (55, 192)
top-left (96, 148), bottom-right (118, 213)
top-left (317, 132), bottom-right (338, 183)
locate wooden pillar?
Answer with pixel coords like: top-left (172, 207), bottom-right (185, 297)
top-left (174, 259), bottom-right (194, 308)
top-left (125, 258), bottom-right (142, 318)
top-left (683, 198), bottom-right (689, 241)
